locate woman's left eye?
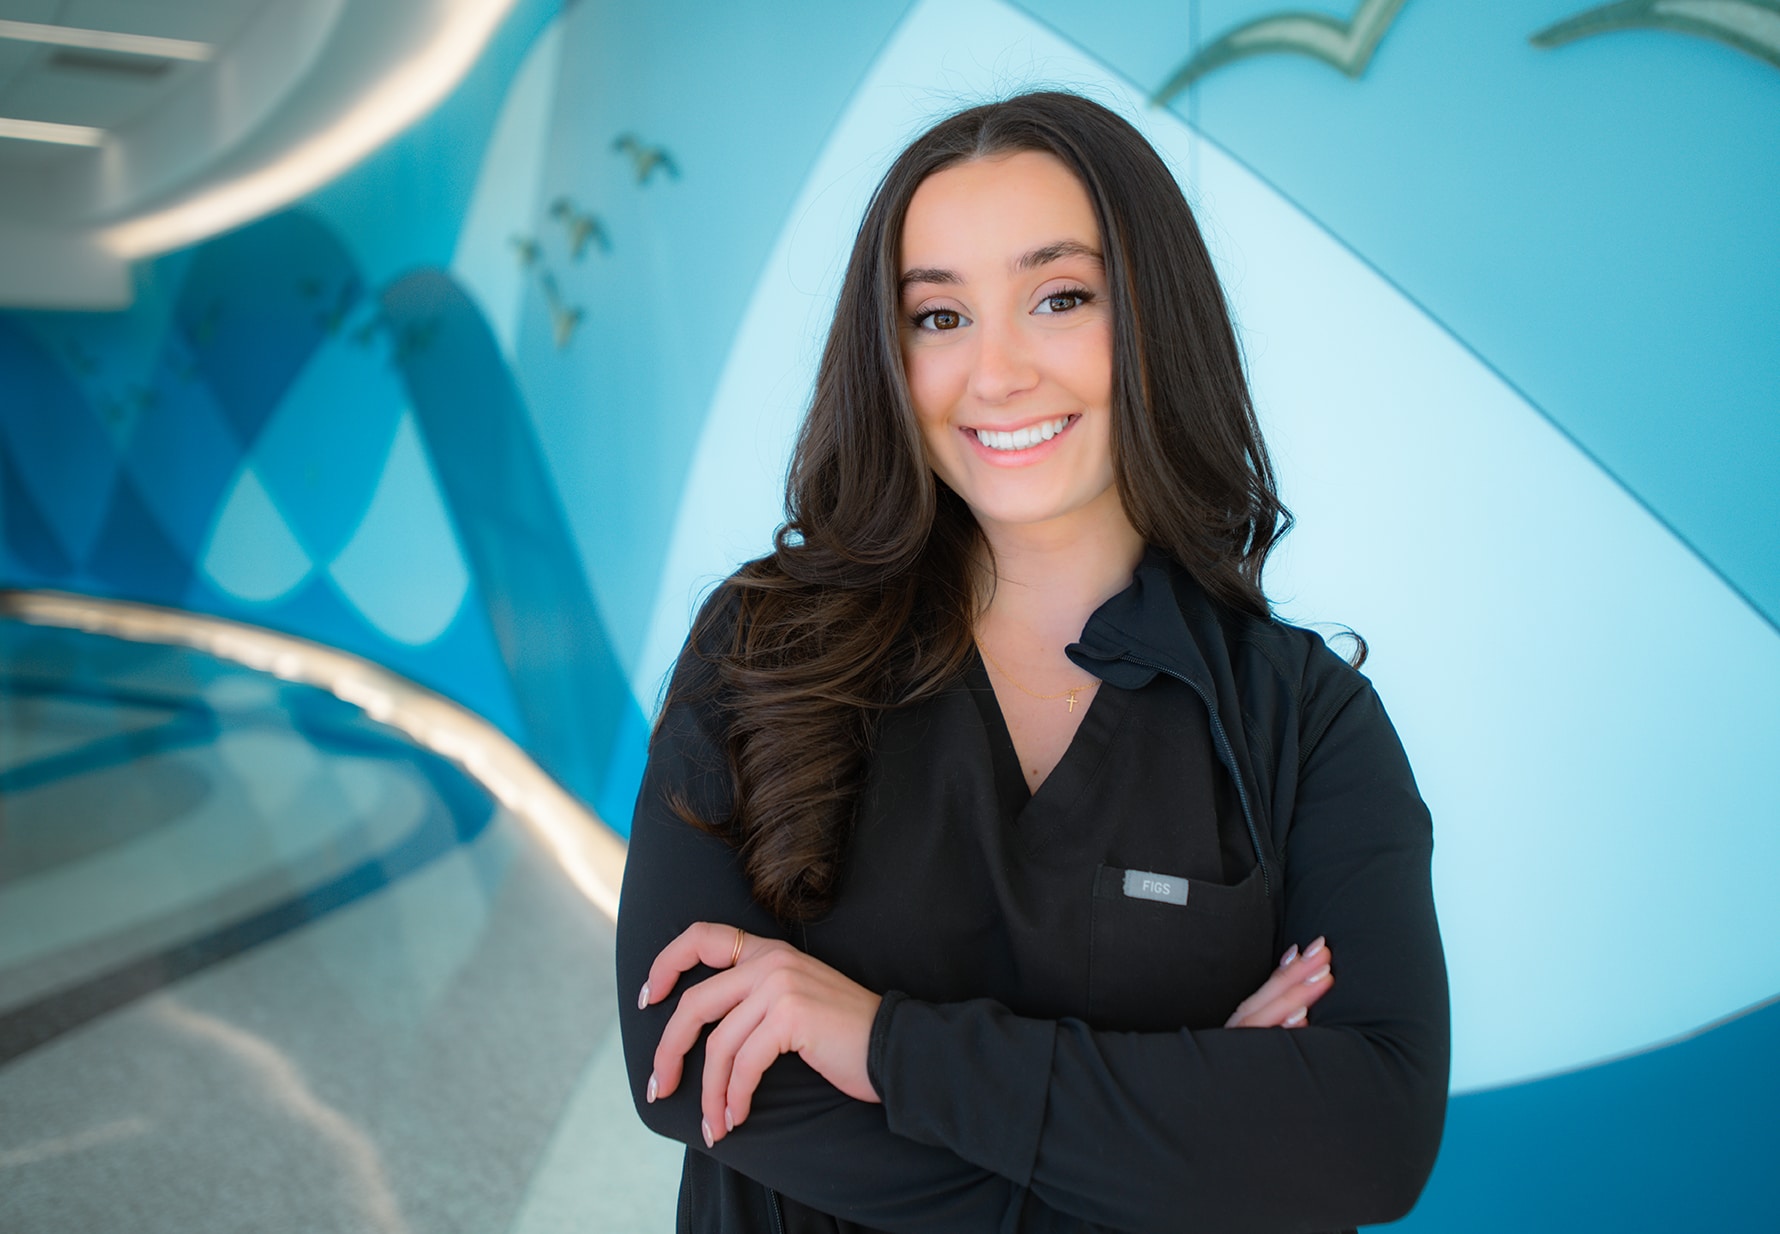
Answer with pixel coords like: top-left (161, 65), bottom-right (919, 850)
top-left (1034, 290), bottom-right (1092, 315)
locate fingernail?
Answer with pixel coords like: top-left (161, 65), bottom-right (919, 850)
top-left (1303, 936), bottom-right (1326, 961)
top-left (724, 1106), bottom-right (734, 1133)
top-left (1284, 1007), bottom-right (1308, 1026)
top-left (646, 1073), bottom-right (657, 1103)
top-left (1279, 944), bottom-right (1298, 968)
top-left (701, 1118), bottom-right (714, 1149)
top-left (637, 981), bottom-right (650, 1010)
top-left (1303, 963), bottom-right (1330, 985)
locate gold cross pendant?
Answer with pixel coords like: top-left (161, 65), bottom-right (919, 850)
top-left (1066, 689), bottom-right (1079, 713)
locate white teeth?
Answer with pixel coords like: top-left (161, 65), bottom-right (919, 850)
top-left (974, 416), bottom-right (1071, 452)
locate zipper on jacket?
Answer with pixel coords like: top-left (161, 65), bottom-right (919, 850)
top-left (1122, 653), bottom-right (1271, 897)
top-left (767, 1187), bottom-right (785, 1234)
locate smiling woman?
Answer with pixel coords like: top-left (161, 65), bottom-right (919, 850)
top-left (901, 152), bottom-right (1119, 543)
top-left (616, 90), bottom-right (1448, 1234)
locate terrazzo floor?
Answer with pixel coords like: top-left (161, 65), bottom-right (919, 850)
top-left (0, 618), bottom-right (682, 1232)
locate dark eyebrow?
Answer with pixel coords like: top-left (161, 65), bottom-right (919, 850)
top-left (899, 266), bottom-right (959, 293)
top-left (899, 239), bottom-right (1102, 294)
top-left (1016, 239), bottom-right (1102, 271)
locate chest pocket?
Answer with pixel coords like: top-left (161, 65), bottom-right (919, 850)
top-left (1086, 863), bottom-right (1275, 1031)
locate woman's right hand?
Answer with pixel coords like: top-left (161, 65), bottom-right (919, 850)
top-left (1224, 937), bottom-right (1334, 1028)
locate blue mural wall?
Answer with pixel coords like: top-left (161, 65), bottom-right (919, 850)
top-left (1, 0), bottom-right (1775, 1227)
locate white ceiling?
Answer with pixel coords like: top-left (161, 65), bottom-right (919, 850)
top-left (0, 0), bottom-right (517, 309)
top-left (0, 2), bottom-right (264, 127)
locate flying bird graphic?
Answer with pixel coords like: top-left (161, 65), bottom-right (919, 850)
top-left (307, 278), bottom-right (360, 336)
top-left (1153, 0), bottom-right (1410, 105)
top-left (613, 133), bottom-right (680, 185)
top-left (392, 317), bottom-right (439, 364)
top-left (539, 272), bottom-right (584, 350)
top-left (350, 313), bottom-right (384, 349)
top-left (1532, 0), bottom-right (1780, 72)
top-left (549, 197), bottom-right (611, 259)
top-left (510, 234), bottom-right (542, 269)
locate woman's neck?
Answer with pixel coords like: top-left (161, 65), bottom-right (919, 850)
top-left (975, 498), bottom-right (1146, 646)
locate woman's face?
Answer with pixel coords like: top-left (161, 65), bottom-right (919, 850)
top-left (898, 151), bottom-right (1121, 539)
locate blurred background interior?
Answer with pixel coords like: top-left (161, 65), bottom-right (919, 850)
top-left (1, 1), bottom-right (1776, 1230)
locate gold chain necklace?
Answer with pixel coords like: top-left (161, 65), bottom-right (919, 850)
top-left (976, 640), bottom-right (1097, 713)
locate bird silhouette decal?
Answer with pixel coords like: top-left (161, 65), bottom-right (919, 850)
top-left (298, 276), bottom-right (361, 336)
top-left (1153, 0), bottom-right (1410, 104)
top-left (549, 197), bottom-right (611, 259)
top-left (613, 133), bottom-right (680, 185)
top-left (538, 272), bottom-right (584, 350)
top-left (346, 312), bottom-right (438, 364)
top-left (510, 231), bottom-right (586, 348)
top-left (1532, 0), bottom-right (1780, 72)
top-left (392, 317), bottom-right (439, 364)
top-left (350, 313), bottom-right (384, 349)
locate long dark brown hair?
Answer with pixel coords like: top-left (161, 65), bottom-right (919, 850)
top-left (666, 91), bottom-right (1290, 921)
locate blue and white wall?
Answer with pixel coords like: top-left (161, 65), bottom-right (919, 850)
top-left (2, 1), bottom-right (1775, 1226)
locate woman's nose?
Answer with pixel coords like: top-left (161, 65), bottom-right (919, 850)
top-left (967, 317), bottom-right (1039, 403)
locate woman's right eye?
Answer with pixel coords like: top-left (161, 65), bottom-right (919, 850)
top-left (911, 308), bottom-right (968, 331)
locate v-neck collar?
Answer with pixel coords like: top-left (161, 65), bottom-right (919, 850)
top-left (963, 649), bottom-right (1131, 843)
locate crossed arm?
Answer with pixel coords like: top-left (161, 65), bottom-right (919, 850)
top-left (640, 923), bottom-right (1336, 1149)
top-left (615, 678), bottom-right (1448, 1232)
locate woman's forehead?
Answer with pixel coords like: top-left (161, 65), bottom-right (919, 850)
top-left (899, 151), bottom-right (1100, 276)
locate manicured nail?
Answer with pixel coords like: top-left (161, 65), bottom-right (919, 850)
top-left (724, 1107), bottom-right (734, 1133)
top-left (646, 1073), bottom-right (657, 1103)
top-left (1303, 936), bottom-right (1326, 961)
top-left (701, 1118), bottom-right (714, 1149)
top-left (1303, 963), bottom-right (1330, 985)
top-left (637, 981), bottom-right (650, 1010)
top-left (1279, 944), bottom-right (1299, 968)
top-left (1284, 1007), bottom-right (1308, 1026)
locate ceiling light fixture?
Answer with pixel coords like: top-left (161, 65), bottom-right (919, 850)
top-left (0, 19), bottom-right (213, 61)
top-left (0, 116), bottom-right (105, 146)
top-left (100, 0), bottom-right (518, 260)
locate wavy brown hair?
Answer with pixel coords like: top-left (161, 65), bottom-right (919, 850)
top-left (666, 91), bottom-right (1290, 922)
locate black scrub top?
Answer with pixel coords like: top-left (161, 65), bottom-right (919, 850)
top-left (813, 652), bottom-right (1275, 1035)
top-left (617, 551), bottom-right (1449, 1234)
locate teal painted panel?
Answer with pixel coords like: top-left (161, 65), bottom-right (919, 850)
top-left (509, 0), bottom-right (913, 676)
top-left (1015, 0), bottom-right (1780, 627)
top-left (248, 296), bottom-right (407, 564)
top-left (0, 319), bottom-right (119, 568)
top-left (1390, 999), bottom-right (1780, 1232)
top-left (379, 266), bottom-right (645, 826)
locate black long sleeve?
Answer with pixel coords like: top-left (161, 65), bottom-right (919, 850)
top-left (616, 670), bottom-right (1050, 1232)
top-left (615, 568), bottom-right (1449, 1233)
top-left (869, 682), bottom-right (1449, 1233)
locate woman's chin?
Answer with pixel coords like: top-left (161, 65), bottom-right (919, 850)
top-left (960, 493), bottom-right (1105, 538)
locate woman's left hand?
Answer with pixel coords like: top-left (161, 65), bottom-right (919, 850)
top-left (640, 922), bottom-right (882, 1148)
